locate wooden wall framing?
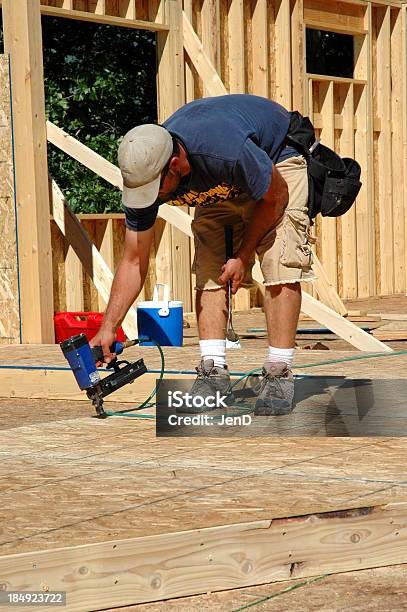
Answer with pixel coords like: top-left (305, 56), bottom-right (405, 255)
top-left (0, 0), bottom-right (406, 344)
top-left (42, 0), bottom-right (407, 307)
top-left (181, 0), bottom-right (407, 302)
top-left (2, 1), bottom-right (55, 343)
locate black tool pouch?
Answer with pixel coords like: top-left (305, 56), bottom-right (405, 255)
top-left (286, 111), bottom-right (362, 220)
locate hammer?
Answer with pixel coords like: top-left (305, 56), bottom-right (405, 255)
top-left (224, 225), bottom-right (240, 346)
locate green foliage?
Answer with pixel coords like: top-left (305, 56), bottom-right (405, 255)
top-left (43, 17), bottom-right (157, 213)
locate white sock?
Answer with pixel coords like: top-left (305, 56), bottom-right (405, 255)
top-left (200, 339), bottom-right (227, 369)
top-left (265, 346), bottom-right (295, 369)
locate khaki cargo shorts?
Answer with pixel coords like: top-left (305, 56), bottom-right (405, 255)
top-left (191, 154), bottom-right (317, 289)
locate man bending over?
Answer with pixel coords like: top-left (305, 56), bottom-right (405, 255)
top-left (91, 94), bottom-right (315, 415)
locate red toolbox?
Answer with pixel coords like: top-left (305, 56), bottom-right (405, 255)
top-left (54, 312), bottom-right (126, 344)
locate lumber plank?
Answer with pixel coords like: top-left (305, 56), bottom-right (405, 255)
top-left (376, 6), bottom-right (394, 295)
top-left (182, 11), bottom-right (226, 96)
top-left (39, 4), bottom-right (169, 29)
top-left (227, 0), bottom-right (245, 93)
top-left (304, 0), bottom-right (367, 35)
top-left (183, 0), bottom-right (195, 103)
top-left (95, 218), bottom-right (114, 311)
top-left (64, 244), bottom-right (85, 312)
top-left (0, 55), bottom-right (20, 344)
top-left (200, 0), bottom-right (221, 97)
top-left (354, 81), bottom-right (374, 297)
top-left (225, 0), bottom-right (250, 308)
top-left (311, 253), bottom-right (348, 316)
top-left (171, 207), bottom-right (192, 310)
top-left (155, 0), bottom-right (185, 296)
top-left (403, 5), bottom-right (407, 294)
top-left (372, 330), bottom-right (407, 342)
top-left (0, 367), bottom-right (190, 402)
top-left (250, 0), bottom-right (268, 97)
top-left (306, 73), bottom-right (366, 86)
top-left (291, 0), bottom-right (305, 113)
top-left (2, 0), bottom-right (55, 343)
top-left (1, 502), bottom-right (407, 609)
top-left (318, 81), bottom-right (338, 291)
top-left (391, 7), bottom-right (406, 293)
top-left (339, 83), bottom-right (358, 298)
top-left (165, 2), bottom-right (192, 310)
top-left (274, 0), bottom-right (292, 108)
top-left (47, 121), bottom-right (123, 189)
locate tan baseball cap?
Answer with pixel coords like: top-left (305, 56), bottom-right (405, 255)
top-left (118, 124), bottom-right (173, 209)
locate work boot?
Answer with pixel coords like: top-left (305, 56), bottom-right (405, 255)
top-left (254, 362), bottom-right (295, 416)
top-left (176, 358), bottom-right (234, 413)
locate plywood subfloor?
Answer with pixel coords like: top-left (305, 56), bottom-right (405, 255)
top-left (2, 339), bottom-right (407, 435)
top-left (1, 305), bottom-right (407, 608)
top-left (1, 392), bottom-right (407, 559)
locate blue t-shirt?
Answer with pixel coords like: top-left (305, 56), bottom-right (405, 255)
top-left (125, 95), bottom-right (297, 231)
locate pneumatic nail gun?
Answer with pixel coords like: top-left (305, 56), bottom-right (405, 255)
top-left (60, 333), bottom-right (147, 418)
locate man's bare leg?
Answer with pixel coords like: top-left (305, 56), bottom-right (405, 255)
top-left (195, 283), bottom-right (300, 348)
top-left (263, 282), bottom-right (301, 348)
top-left (196, 288), bottom-right (227, 339)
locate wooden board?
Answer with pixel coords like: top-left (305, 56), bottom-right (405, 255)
top-left (304, 0), bottom-right (367, 35)
top-left (0, 55), bottom-right (20, 344)
top-left (39, 4), bottom-right (169, 30)
top-left (0, 366), bottom-right (193, 402)
top-left (2, 0), bottom-right (54, 343)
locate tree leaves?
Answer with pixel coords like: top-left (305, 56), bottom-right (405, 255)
top-left (42, 17), bottom-right (157, 213)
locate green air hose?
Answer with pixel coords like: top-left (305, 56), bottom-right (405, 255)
top-left (104, 340), bottom-right (165, 418)
top-left (107, 347), bottom-right (407, 420)
top-left (230, 348), bottom-right (407, 390)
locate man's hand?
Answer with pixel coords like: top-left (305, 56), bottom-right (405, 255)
top-left (90, 327), bottom-right (117, 365)
top-left (218, 257), bottom-right (246, 294)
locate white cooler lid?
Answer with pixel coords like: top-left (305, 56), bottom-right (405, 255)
top-left (137, 300), bottom-right (183, 309)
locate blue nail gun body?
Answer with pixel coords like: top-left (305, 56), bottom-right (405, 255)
top-left (60, 333), bottom-right (147, 418)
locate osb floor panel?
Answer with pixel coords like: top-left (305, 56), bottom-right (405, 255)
top-left (1, 306), bottom-right (407, 561)
top-left (1, 396), bottom-right (407, 558)
top-left (1, 341), bottom-right (407, 436)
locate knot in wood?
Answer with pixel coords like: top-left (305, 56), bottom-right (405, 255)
top-left (150, 575), bottom-right (162, 590)
top-left (350, 532), bottom-right (361, 543)
top-left (241, 560), bottom-right (253, 574)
